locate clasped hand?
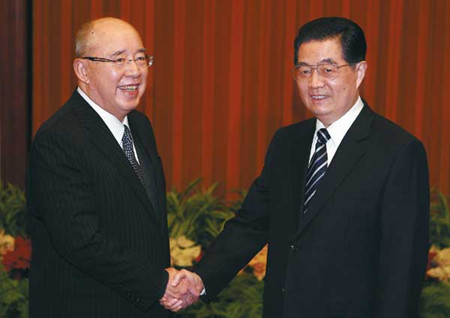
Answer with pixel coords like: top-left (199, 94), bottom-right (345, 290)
top-left (160, 268), bottom-right (204, 312)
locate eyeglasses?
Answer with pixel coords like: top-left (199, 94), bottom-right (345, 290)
top-left (292, 63), bottom-right (350, 81)
top-left (81, 55), bottom-right (154, 68)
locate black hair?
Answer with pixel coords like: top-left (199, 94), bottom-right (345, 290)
top-left (293, 17), bottom-right (366, 65)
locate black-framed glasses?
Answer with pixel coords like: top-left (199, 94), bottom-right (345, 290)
top-left (81, 55), bottom-right (154, 68)
top-left (292, 63), bottom-right (350, 81)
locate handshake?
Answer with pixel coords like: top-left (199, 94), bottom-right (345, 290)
top-left (160, 267), bottom-right (205, 312)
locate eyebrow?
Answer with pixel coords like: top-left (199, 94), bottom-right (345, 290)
top-left (296, 58), bottom-right (338, 67)
top-left (109, 48), bottom-right (147, 58)
top-left (109, 50), bottom-right (126, 58)
top-left (320, 58), bottom-right (337, 64)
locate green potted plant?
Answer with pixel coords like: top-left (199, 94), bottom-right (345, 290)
top-left (419, 190), bottom-right (450, 317)
top-left (0, 182), bottom-right (29, 318)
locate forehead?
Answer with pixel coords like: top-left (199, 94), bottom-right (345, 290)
top-left (89, 21), bottom-right (144, 55)
top-left (297, 38), bottom-right (344, 64)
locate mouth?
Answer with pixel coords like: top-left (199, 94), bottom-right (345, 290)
top-left (118, 84), bottom-right (140, 92)
top-left (310, 94), bottom-right (327, 100)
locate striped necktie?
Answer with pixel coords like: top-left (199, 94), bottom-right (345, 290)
top-left (122, 125), bottom-right (145, 185)
top-left (304, 128), bottom-right (331, 214)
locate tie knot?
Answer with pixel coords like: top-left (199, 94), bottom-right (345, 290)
top-left (317, 128), bottom-right (330, 145)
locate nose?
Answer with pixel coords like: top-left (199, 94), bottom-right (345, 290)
top-left (309, 68), bottom-right (324, 88)
top-left (124, 59), bottom-right (142, 77)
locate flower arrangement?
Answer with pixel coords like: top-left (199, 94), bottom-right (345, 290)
top-left (0, 182), bottom-right (29, 318)
top-left (419, 190), bottom-right (450, 317)
top-left (166, 179), bottom-right (265, 317)
top-left (1, 180), bottom-right (449, 317)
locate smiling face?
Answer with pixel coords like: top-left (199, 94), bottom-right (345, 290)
top-left (295, 37), bottom-right (366, 126)
top-left (74, 18), bottom-right (148, 121)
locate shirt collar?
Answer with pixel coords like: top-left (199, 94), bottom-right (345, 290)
top-left (315, 96), bottom-right (364, 147)
top-left (77, 87), bottom-right (129, 145)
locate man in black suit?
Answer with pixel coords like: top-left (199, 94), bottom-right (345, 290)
top-left (167, 17), bottom-right (430, 317)
top-left (27, 17), bottom-right (197, 317)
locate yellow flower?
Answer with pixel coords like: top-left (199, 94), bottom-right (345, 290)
top-left (427, 247), bottom-right (450, 281)
top-left (0, 230), bottom-right (15, 256)
top-left (435, 248), bottom-right (450, 267)
top-left (247, 245), bottom-right (268, 281)
top-left (427, 267), bottom-right (450, 281)
top-left (169, 236), bottom-right (201, 267)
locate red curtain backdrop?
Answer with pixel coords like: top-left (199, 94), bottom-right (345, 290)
top-left (33, 0), bottom-right (450, 197)
top-left (0, 0), bottom-right (29, 188)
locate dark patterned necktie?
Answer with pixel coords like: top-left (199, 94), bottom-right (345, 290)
top-left (122, 125), bottom-right (144, 185)
top-left (304, 128), bottom-right (331, 214)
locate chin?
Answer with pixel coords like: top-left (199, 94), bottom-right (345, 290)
top-left (116, 104), bottom-right (138, 115)
top-left (306, 105), bottom-right (331, 116)
top-left (119, 97), bottom-right (141, 108)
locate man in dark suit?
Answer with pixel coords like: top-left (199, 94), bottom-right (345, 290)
top-left (26, 17), bottom-right (194, 317)
top-left (167, 17), bottom-right (430, 317)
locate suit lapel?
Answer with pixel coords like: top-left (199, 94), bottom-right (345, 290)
top-left (69, 91), bottom-right (157, 221)
top-left (294, 105), bottom-right (374, 239)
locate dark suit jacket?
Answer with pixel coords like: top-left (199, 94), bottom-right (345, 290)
top-left (27, 91), bottom-right (171, 318)
top-left (195, 102), bottom-right (429, 318)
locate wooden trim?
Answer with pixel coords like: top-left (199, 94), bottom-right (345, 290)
top-left (0, 0), bottom-right (30, 188)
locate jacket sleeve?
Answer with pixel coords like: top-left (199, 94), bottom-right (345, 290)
top-left (194, 130), bottom-right (282, 300)
top-left (375, 138), bottom-right (430, 317)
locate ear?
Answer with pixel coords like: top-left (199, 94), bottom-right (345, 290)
top-left (73, 58), bottom-right (90, 84)
top-left (355, 61), bottom-right (367, 88)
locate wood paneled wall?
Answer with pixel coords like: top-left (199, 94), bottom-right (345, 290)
top-left (32, 0), bottom-right (450, 196)
top-left (0, 0), bottom-right (30, 188)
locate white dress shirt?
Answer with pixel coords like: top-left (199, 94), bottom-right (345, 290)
top-left (309, 97), bottom-right (364, 165)
top-left (77, 87), bottom-right (140, 163)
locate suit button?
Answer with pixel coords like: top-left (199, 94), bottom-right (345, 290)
top-left (290, 244), bottom-right (299, 252)
top-left (281, 288), bottom-right (285, 293)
